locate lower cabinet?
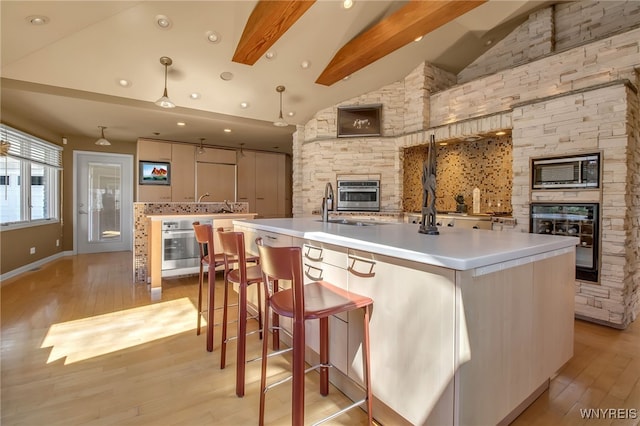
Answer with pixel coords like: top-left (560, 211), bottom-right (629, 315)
top-left (346, 249), bottom-right (456, 426)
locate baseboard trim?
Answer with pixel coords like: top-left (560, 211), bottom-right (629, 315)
top-left (1, 251), bottom-right (74, 284)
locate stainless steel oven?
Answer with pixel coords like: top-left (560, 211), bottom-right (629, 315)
top-left (530, 203), bottom-right (599, 282)
top-left (161, 219), bottom-right (206, 272)
top-left (532, 153), bottom-right (600, 189)
top-left (336, 180), bottom-right (380, 211)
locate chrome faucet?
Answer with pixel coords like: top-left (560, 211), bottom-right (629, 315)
top-left (321, 182), bottom-right (334, 222)
top-left (197, 192), bottom-right (210, 202)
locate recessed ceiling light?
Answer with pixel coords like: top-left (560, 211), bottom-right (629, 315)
top-left (155, 15), bottom-right (172, 29)
top-left (190, 92), bottom-right (200, 99)
top-left (265, 51), bottom-right (277, 60)
top-left (27, 15), bottom-right (49, 25)
top-left (177, 122), bottom-right (186, 127)
top-left (300, 60), bottom-right (311, 69)
top-left (414, 35), bottom-right (423, 42)
top-left (117, 79), bottom-right (131, 87)
top-left (240, 102), bottom-right (249, 109)
top-left (342, 0), bottom-right (354, 10)
top-left (220, 71), bottom-right (234, 81)
top-left (287, 111), bottom-right (295, 117)
top-left (206, 31), bottom-right (221, 43)
top-left (223, 128), bottom-right (232, 133)
top-left (485, 39), bottom-right (493, 46)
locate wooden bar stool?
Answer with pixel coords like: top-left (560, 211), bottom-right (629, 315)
top-left (192, 222), bottom-right (226, 352)
top-left (256, 238), bottom-right (374, 426)
top-left (217, 228), bottom-right (263, 398)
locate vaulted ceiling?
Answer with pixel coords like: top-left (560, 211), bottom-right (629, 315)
top-left (0, 1), bottom-right (550, 153)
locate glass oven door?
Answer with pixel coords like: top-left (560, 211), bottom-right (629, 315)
top-left (530, 203), bottom-right (598, 282)
top-left (161, 229), bottom-right (200, 270)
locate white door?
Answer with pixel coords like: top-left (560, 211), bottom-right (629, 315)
top-left (74, 151), bottom-right (133, 253)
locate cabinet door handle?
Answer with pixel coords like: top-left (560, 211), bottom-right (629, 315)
top-left (303, 244), bottom-right (323, 262)
top-left (348, 255), bottom-right (376, 278)
top-left (304, 263), bottom-right (323, 281)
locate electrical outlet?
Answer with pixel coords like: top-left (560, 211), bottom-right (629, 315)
top-left (30, 247), bottom-right (36, 254)
top-left (56, 239), bottom-right (60, 247)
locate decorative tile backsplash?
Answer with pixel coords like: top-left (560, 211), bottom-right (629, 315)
top-left (403, 135), bottom-right (513, 214)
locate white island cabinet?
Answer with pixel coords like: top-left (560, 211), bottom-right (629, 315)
top-left (233, 218), bottom-right (577, 426)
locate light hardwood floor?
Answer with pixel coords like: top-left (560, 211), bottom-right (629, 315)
top-left (1, 252), bottom-right (639, 425)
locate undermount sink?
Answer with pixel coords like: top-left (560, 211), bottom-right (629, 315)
top-left (317, 218), bottom-right (377, 226)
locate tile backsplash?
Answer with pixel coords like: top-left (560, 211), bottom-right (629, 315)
top-left (403, 135), bottom-right (513, 214)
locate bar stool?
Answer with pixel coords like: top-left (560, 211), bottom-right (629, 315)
top-left (256, 238), bottom-right (374, 426)
top-left (192, 222), bottom-right (226, 352)
top-left (217, 228), bottom-right (263, 397)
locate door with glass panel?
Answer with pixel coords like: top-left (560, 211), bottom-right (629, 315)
top-left (75, 152), bottom-right (133, 254)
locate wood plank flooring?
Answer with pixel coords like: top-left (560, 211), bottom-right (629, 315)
top-left (1, 252), bottom-right (639, 425)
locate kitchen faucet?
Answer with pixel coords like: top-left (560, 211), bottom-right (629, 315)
top-left (197, 192), bottom-right (210, 202)
top-left (321, 182), bottom-right (334, 222)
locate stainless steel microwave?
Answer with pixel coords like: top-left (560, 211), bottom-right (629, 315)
top-left (532, 153), bottom-right (600, 189)
top-left (336, 180), bottom-right (380, 211)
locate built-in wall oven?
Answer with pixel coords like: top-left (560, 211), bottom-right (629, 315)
top-left (531, 153), bottom-right (600, 189)
top-left (162, 218), bottom-right (210, 274)
top-left (530, 203), bottom-right (599, 282)
top-left (336, 180), bottom-right (380, 211)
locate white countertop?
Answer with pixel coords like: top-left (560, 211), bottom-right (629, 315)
top-left (234, 217), bottom-right (578, 271)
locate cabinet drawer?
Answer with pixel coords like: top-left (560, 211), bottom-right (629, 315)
top-left (257, 230), bottom-right (292, 247)
top-left (302, 241), bottom-right (348, 268)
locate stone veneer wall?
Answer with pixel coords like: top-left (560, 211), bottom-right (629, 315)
top-left (132, 201), bottom-right (248, 283)
top-left (403, 136), bottom-right (513, 214)
top-left (294, 1), bottom-right (640, 327)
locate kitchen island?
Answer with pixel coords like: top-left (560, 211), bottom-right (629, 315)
top-left (233, 218), bottom-right (577, 425)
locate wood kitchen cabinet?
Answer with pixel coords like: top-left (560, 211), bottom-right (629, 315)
top-left (171, 143), bottom-right (195, 202)
top-left (238, 151), bottom-right (291, 218)
top-left (346, 249), bottom-right (456, 426)
top-left (196, 162), bottom-right (236, 202)
top-left (137, 139), bottom-right (172, 161)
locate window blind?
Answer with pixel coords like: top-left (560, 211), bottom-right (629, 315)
top-left (0, 124), bottom-right (63, 169)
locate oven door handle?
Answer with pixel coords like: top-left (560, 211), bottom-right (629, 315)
top-left (163, 229), bottom-right (195, 235)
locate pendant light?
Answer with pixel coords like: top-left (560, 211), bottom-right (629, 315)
top-left (273, 85), bottom-right (287, 127)
top-left (155, 56), bottom-right (176, 108)
top-left (95, 126), bottom-right (111, 146)
top-left (197, 138), bottom-right (206, 155)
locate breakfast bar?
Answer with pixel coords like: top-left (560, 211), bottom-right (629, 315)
top-left (234, 218), bottom-right (578, 425)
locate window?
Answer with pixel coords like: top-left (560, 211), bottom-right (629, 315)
top-left (0, 124), bottom-right (62, 227)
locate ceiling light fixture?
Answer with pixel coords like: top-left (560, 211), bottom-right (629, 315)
top-left (265, 51), bottom-right (277, 60)
top-left (190, 92), bottom-right (200, 99)
top-left (343, 0), bottom-right (354, 10)
top-left (27, 15), bottom-right (49, 25)
top-left (155, 15), bottom-right (172, 29)
top-left (197, 138), bottom-right (206, 155)
top-left (206, 31), bottom-right (221, 43)
top-left (117, 79), bottom-right (131, 87)
top-left (300, 60), bottom-right (311, 69)
top-left (155, 56), bottom-right (175, 108)
top-left (177, 121), bottom-right (186, 126)
top-left (414, 35), bottom-right (423, 42)
top-left (273, 85), bottom-right (288, 127)
top-left (95, 126), bottom-right (111, 146)
top-left (240, 102), bottom-right (249, 109)
top-left (238, 143), bottom-right (246, 158)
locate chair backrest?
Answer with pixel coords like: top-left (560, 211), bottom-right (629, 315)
top-left (218, 228), bottom-right (248, 280)
top-left (256, 237), bottom-right (305, 319)
top-left (192, 221), bottom-right (213, 260)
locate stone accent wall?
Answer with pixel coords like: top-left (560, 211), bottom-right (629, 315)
top-left (431, 27), bottom-right (640, 126)
top-left (295, 1), bottom-right (640, 327)
top-left (555, 1), bottom-right (640, 51)
top-left (458, 7), bottom-right (554, 83)
top-left (403, 136), bottom-right (513, 214)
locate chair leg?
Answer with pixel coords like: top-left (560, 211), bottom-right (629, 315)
top-left (259, 300), bottom-right (270, 426)
top-left (319, 317), bottom-right (329, 396)
top-left (197, 263), bottom-right (203, 335)
top-left (220, 270), bottom-right (230, 368)
top-left (236, 281), bottom-right (248, 397)
top-left (363, 305), bottom-right (373, 425)
top-left (206, 266), bottom-right (216, 352)
top-left (292, 317), bottom-right (306, 425)
top-left (257, 284), bottom-right (263, 340)
top-left (272, 279), bottom-right (280, 351)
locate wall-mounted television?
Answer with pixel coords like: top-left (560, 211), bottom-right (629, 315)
top-left (139, 160), bottom-right (171, 185)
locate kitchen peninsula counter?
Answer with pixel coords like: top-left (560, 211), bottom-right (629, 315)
top-left (233, 218), bottom-right (577, 425)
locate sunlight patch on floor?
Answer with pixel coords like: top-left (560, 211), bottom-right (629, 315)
top-left (41, 297), bottom-right (200, 365)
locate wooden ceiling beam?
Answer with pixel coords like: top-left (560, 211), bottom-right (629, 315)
top-left (232, 0), bottom-right (316, 66)
top-left (315, 0), bottom-right (487, 86)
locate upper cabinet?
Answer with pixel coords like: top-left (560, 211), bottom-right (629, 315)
top-left (137, 139), bottom-right (172, 162)
top-left (237, 150), bottom-right (256, 209)
top-left (171, 144), bottom-right (195, 202)
top-left (196, 147), bottom-right (236, 164)
top-left (237, 151), bottom-right (291, 218)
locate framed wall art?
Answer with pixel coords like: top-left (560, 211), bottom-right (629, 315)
top-left (337, 104), bottom-right (382, 137)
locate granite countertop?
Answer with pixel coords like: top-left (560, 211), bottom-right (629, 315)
top-left (233, 218), bottom-right (577, 271)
